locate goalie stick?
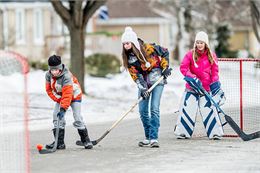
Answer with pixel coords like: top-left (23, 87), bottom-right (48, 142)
top-left (76, 73), bottom-right (170, 147)
top-left (38, 118), bottom-right (61, 154)
top-left (184, 77), bottom-right (260, 141)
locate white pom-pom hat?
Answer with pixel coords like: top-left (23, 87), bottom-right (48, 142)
top-left (121, 26), bottom-right (140, 50)
top-left (121, 26), bottom-right (150, 68)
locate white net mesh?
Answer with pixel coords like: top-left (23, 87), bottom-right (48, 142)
top-left (0, 51), bottom-right (30, 173)
top-left (219, 59), bottom-right (260, 136)
top-left (185, 59), bottom-right (260, 138)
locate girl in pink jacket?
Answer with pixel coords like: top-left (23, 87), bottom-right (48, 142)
top-left (174, 31), bottom-right (225, 140)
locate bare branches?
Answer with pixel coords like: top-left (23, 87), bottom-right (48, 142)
top-left (51, 0), bottom-right (70, 25)
top-left (250, 0), bottom-right (260, 42)
top-left (50, 0), bottom-right (107, 93)
top-left (149, 0), bottom-right (178, 17)
top-left (83, 0), bottom-right (107, 26)
top-left (51, 0), bottom-right (107, 30)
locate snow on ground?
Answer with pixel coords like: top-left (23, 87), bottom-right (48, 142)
top-left (1, 64), bottom-right (260, 132)
top-left (0, 66), bottom-right (184, 131)
top-left (0, 67), bottom-right (259, 172)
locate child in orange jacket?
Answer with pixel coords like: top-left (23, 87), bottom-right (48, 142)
top-left (45, 55), bottom-right (93, 149)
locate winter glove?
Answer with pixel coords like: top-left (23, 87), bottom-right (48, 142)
top-left (210, 81), bottom-right (221, 96)
top-left (210, 81), bottom-right (226, 106)
top-left (140, 89), bottom-right (150, 100)
top-left (184, 76), bottom-right (204, 95)
top-left (57, 107), bottom-right (66, 120)
top-left (162, 67), bottom-right (172, 79)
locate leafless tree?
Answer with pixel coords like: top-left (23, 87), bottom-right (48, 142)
top-left (51, 0), bottom-right (106, 93)
top-left (150, 0), bottom-right (222, 61)
top-left (250, 0), bottom-right (260, 43)
top-left (0, 8), bottom-right (15, 49)
top-left (150, 0), bottom-right (260, 59)
top-left (0, 8), bottom-right (3, 49)
top-left (149, 0), bottom-right (192, 61)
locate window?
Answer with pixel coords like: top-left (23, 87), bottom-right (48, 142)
top-left (3, 8), bottom-right (8, 49)
top-left (33, 9), bottom-right (43, 45)
top-left (15, 9), bottom-right (25, 45)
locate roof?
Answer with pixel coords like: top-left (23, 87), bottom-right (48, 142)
top-left (106, 0), bottom-right (162, 18)
top-left (106, 0), bottom-right (253, 28)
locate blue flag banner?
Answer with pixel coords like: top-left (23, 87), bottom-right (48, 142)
top-left (99, 5), bottom-right (109, 20)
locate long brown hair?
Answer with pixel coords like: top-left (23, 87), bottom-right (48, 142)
top-left (193, 44), bottom-right (214, 64)
top-left (121, 40), bottom-right (149, 69)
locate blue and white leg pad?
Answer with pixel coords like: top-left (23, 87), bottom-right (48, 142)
top-left (174, 92), bottom-right (199, 138)
top-left (199, 96), bottom-right (224, 138)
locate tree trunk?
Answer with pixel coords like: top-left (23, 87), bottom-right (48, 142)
top-left (0, 9), bottom-right (4, 49)
top-left (250, 0), bottom-right (260, 43)
top-left (70, 27), bottom-right (85, 93)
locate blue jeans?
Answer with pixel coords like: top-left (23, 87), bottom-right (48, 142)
top-left (138, 84), bottom-right (164, 140)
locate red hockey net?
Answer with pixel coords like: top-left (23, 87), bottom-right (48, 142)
top-left (218, 58), bottom-right (260, 137)
top-left (0, 50), bottom-right (30, 173)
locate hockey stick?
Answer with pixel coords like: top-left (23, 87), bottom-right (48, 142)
top-left (184, 77), bottom-right (260, 141)
top-left (76, 75), bottom-right (166, 146)
top-left (202, 88), bottom-right (260, 141)
top-left (39, 118), bottom-right (60, 154)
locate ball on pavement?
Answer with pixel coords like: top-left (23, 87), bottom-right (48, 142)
top-left (36, 144), bottom-right (43, 151)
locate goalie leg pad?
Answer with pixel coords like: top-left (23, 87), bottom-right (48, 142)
top-left (199, 96), bottom-right (224, 139)
top-left (174, 91), bottom-right (199, 138)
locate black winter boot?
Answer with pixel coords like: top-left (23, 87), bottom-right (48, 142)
top-left (46, 128), bottom-right (66, 150)
top-left (78, 128), bottom-right (93, 149)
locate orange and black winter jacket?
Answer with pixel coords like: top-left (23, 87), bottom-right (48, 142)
top-left (127, 43), bottom-right (170, 89)
top-left (45, 65), bottom-right (82, 110)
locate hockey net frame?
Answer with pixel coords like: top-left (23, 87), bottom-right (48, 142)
top-left (0, 50), bottom-right (30, 173)
top-left (218, 58), bottom-right (260, 137)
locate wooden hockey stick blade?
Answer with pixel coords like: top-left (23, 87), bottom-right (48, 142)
top-left (76, 131), bottom-right (108, 146)
top-left (76, 140), bottom-right (98, 146)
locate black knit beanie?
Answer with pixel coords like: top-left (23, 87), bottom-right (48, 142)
top-left (48, 55), bottom-right (62, 70)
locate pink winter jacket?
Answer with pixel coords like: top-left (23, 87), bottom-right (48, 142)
top-left (180, 49), bottom-right (219, 91)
